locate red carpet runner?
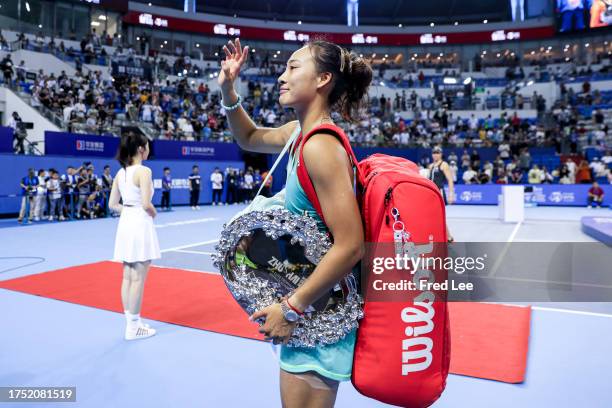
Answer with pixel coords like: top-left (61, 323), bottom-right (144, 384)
top-left (0, 261), bottom-right (531, 383)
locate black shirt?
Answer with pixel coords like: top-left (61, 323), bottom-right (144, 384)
top-left (189, 173), bottom-right (201, 190)
top-left (429, 162), bottom-right (448, 189)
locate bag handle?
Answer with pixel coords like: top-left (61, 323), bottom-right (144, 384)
top-left (254, 123), bottom-right (301, 198)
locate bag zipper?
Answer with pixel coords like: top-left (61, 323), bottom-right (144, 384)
top-left (384, 187), bottom-right (393, 225)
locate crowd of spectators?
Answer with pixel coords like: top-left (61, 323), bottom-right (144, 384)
top-left (16, 162), bottom-right (272, 223)
top-left (421, 147), bottom-right (612, 187)
top-left (17, 162), bottom-right (113, 223)
top-left (2, 29), bottom-right (610, 194)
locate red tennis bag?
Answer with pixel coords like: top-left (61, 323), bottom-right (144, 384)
top-left (296, 125), bottom-right (450, 408)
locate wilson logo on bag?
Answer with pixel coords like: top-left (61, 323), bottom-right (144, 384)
top-left (295, 124), bottom-right (450, 408)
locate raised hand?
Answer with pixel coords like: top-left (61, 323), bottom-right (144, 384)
top-left (218, 38), bottom-right (249, 92)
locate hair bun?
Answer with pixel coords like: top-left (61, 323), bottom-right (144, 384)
top-left (345, 53), bottom-right (372, 103)
top-left (308, 39), bottom-right (373, 121)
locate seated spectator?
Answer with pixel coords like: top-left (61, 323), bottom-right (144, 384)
top-left (528, 165), bottom-right (543, 184)
top-left (496, 170), bottom-right (508, 184)
top-left (542, 166), bottom-right (554, 184)
top-left (576, 160), bottom-right (593, 184)
top-left (462, 166), bottom-right (478, 184)
top-left (587, 182), bottom-right (605, 208)
top-left (589, 158), bottom-right (607, 178)
top-left (510, 168), bottom-right (523, 184)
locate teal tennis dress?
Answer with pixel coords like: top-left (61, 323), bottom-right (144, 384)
top-left (279, 138), bottom-right (357, 382)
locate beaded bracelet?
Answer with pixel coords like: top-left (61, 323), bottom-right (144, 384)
top-left (221, 94), bottom-right (242, 111)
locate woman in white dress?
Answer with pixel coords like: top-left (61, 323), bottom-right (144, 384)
top-left (109, 133), bottom-right (160, 340)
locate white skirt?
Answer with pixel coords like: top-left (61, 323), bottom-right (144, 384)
top-left (113, 207), bottom-right (161, 263)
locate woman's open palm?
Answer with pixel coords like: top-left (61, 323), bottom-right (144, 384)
top-left (218, 38), bottom-right (249, 90)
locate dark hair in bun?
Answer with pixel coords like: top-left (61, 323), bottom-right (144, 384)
top-left (116, 132), bottom-right (149, 168)
top-left (307, 39), bottom-right (372, 122)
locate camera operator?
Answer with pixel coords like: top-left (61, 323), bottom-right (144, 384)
top-left (18, 168), bottom-right (38, 223)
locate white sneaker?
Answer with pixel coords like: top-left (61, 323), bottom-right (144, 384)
top-left (196, 206), bottom-right (200, 210)
top-left (48, 216), bottom-right (53, 221)
top-left (125, 324), bottom-right (156, 341)
top-left (191, 206), bottom-right (196, 210)
top-left (34, 216), bottom-right (40, 221)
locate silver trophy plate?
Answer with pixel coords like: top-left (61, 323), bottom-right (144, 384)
top-left (213, 208), bottom-right (363, 347)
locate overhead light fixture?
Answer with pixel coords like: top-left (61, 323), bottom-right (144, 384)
top-left (398, 24), bottom-right (402, 28)
top-left (483, 19), bottom-right (488, 24)
top-left (463, 77), bottom-right (472, 85)
top-left (443, 77), bottom-right (457, 84)
top-left (25, 2), bottom-right (31, 12)
top-left (91, 21), bottom-right (100, 27)
top-left (454, 21), bottom-right (458, 26)
top-left (430, 22), bottom-right (434, 27)
top-left (298, 20), bottom-right (302, 24)
top-left (98, 15), bottom-right (107, 21)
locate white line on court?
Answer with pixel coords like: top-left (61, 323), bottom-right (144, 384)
top-left (487, 221), bottom-right (522, 277)
top-left (155, 217), bottom-right (219, 228)
top-left (507, 221), bottom-right (523, 243)
top-left (160, 239), bottom-right (219, 253)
